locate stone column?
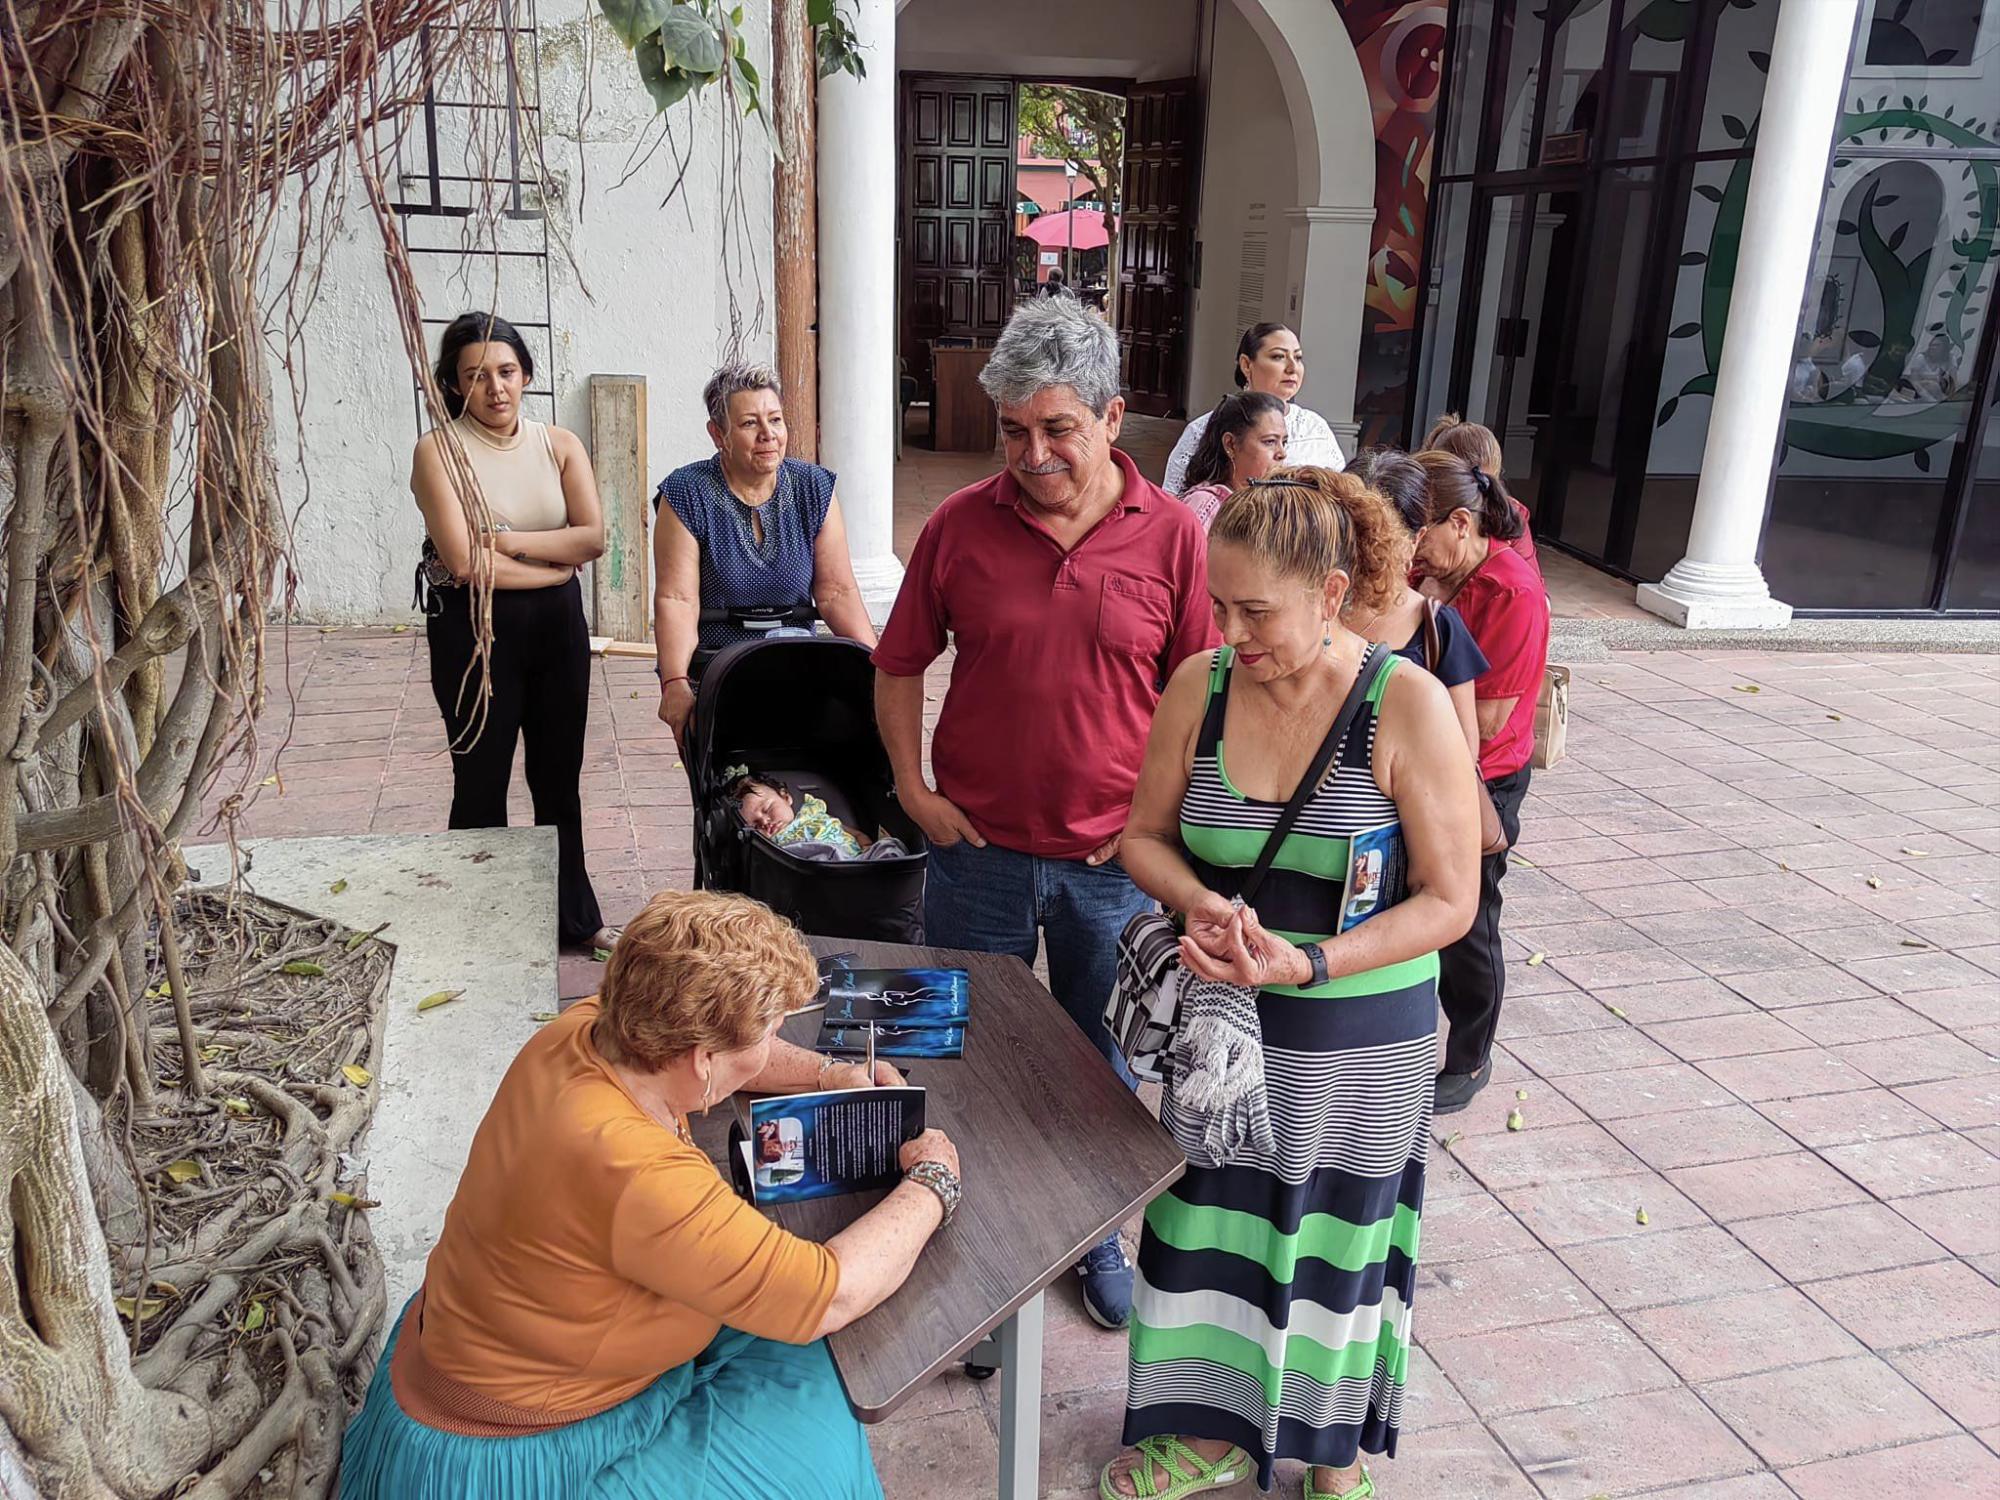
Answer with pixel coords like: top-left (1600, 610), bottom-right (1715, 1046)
top-left (1287, 203), bottom-right (1374, 454)
top-left (816, 0), bottom-right (904, 620)
top-left (1636, 0), bottom-right (1861, 629)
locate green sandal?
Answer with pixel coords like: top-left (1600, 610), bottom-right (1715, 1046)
top-left (1302, 1464), bottom-right (1373, 1500)
top-left (1098, 1436), bottom-right (1251, 1499)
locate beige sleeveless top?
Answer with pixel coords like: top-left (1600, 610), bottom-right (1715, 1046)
top-left (448, 414), bottom-right (568, 532)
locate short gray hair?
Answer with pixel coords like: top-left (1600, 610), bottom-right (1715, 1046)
top-left (704, 361), bottom-right (784, 428)
top-left (978, 296), bottom-right (1122, 417)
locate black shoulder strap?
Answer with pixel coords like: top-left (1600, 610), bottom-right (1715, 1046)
top-left (1240, 643), bottom-right (1385, 907)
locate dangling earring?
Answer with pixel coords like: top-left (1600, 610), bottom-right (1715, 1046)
top-left (1323, 626), bottom-right (1333, 647)
top-left (700, 1068), bottom-right (714, 1115)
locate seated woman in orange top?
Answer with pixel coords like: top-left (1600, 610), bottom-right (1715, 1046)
top-left (338, 890), bottom-right (961, 1498)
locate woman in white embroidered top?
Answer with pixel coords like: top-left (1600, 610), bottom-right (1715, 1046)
top-left (1162, 322), bottom-right (1345, 495)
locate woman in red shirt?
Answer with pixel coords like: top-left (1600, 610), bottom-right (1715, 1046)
top-left (1411, 450), bottom-right (1550, 1114)
top-left (1420, 413), bottom-right (1540, 575)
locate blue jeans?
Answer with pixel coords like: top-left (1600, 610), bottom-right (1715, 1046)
top-left (924, 838), bottom-right (1148, 1090)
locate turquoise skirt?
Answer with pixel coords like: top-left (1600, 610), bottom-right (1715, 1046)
top-left (339, 1300), bottom-right (883, 1499)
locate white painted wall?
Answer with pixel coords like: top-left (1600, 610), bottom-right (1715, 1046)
top-left (895, 0), bottom-right (1199, 81)
top-left (265, 0), bottom-right (778, 623)
top-left (1186, 0), bottom-right (1298, 420)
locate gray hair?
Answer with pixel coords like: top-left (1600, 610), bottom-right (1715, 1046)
top-left (978, 296), bottom-right (1122, 417)
top-left (703, 361), bottom-right (784, 428)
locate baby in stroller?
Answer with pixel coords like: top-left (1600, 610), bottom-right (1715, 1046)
top-left (723, 766), bottom-right (910, 862)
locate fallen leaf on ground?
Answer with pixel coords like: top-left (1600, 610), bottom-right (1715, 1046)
top-left (1826, 713), bottom-right (1841, 721)
top-left (281, 960), bottom-right (326, 977)
top-left (1525, 951), bottom-right (1546, 967)
top-left (260, 774), bottom-right (278, 787)
top-left (242, 1300), bottom-right (266, 1332)
top-left (163, 1159), bottom-right (202, 1184)
top-left (329, 1191), bottom-right (380, 1210)
top-left (198, 1044), bottom-right (228, 1061)
top-left (672, 759), bottom-right (683, 770)
top-left (1506, 1109), bottom-right (1524, 1132)
top-left (592, 947), bottom-right (612, 962)
top-left (340, 1063), bottom-right (373, 1087)
top-left (1732, 684), bottom-right (1761, 694)
top-left (222, 1096), bottom-right (253, 1117)
top-left (1440, 1131), bottom-right (1462, 1152)
top-left (1900, 848), bottom-right (1928, 857)
top-left (343, 930), bottom-right (372, 951)
top-left (1510, 854), bottom-right (1536, 869)
top-left (531, 1011), bottom-right (559, 1023)
top-left (1515, 1088), bottom-right (1529, 1101)
top-left (328, 878), bottom-right (348, 894)
top-left (1605, 1004), bottom-right (1628, 1019)
top-left (417, 989), bottom-right (464, 1013)
top-left (1635, 1207), bottom-right (1649, 1225)
top-left (1900, 938), bottom-right (1928, 948)
top-left (391, 624), bottom-right (410, 634)
top-left (1778, 861), bottom-right (1791, 872)
top-left (1865, 874), bottom-right (1883, 890)
top-left (116, 1296), bottom-right (167, 1321)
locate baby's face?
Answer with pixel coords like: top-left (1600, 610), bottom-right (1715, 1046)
top-left (738, 784), bottom-right (794, 837)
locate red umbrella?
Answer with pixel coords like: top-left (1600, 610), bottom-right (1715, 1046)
top-left (1022, 208), bottom-right (1114, 251)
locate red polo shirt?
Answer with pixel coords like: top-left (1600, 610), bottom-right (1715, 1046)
top-left (1450, 538), bottom-right (1550, 781)
top-left (873, 448), bottom-right (1216, 858)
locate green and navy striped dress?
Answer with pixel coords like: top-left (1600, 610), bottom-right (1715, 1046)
top-left (1124, 646), bottom-right (1435, 1488)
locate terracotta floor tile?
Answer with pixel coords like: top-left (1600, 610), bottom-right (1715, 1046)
top-left (1699, 1354), bottom-right (1956, 1467)
top-left (1822, 1129), bottom-right (2000, 1198)
top-left (1498, 1172), bottom-right (1708, 1248)
top-left (1891, 1185), bottom-right (2000, 1257)
top-left (1607, 1104), bottom-right (1800, 1171)
top-left (1695, 1048), bottom-right (1879, 1103)
top-left (1553, 1062), bottom-right (1739, 1120)
top-left (1722, 964), bottom-right (1884, 1009)
top-left (1755, 1087), bottom-right (1943, 1149)
top-left (1491, 1387), bottom-right (1759, 1499)
top-left (1644, 1013), bottom-right (1812, 1062)
top-left (1426, 1313), bottom-right (1677, 1416)
top-left (1779, 1434), bottom-right (2000, 1499)
top-left (1626, 1285), bottom-right (1863, 1384)
top-left (1778, 996), bottom-right (1942, 1047)
top-left (1888, 1330), bottom-right (2000, 1432)
top-left (1446, 1120), bottom-right (1647, 1192)
top-left (1896, 1073), bottom-right (2000, 1132)
top-left (1560, 1224), bottom-right (1781, 1312)
top-left (1666, 1151), bottom-right (1869, 1223)
top-left (1730, 1202), bottom-right (1953, 1283)
top-left (1804, 1259), bottom-right (2000, 1352)
top-left (1368, 1421), bottom-right (1539, 1500)
top-left (1417, 1248), bottom-right (1605, 1336)
top-left (1502, 1025), bottom-right (1678, 1078)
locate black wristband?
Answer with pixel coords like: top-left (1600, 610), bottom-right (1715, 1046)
top-left (1295, 940), bottom-right (1329, 988)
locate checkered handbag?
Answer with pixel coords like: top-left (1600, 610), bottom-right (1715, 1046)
top-left (1104, 911), bottom-right (1184, 1084)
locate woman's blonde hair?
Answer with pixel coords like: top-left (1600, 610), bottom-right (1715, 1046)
top-left (1209, 465), bottom-right (1408, 614)
top-left (594, 890), bottom-right (819, 1069)
top-left (1421, 413), bottom-right (1503, 479)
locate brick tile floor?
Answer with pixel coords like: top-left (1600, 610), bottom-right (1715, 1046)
top-left (207, 473), bottom-right (2000, 1498)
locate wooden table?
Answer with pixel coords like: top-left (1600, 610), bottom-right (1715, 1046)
top-left (726, 936), bottom-right (1186, 1498)
top-left (931, 345), bottom-right (997, 452)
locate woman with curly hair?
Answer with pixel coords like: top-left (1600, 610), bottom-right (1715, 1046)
top-left (1101, 467), bottom-right (1480, 1500)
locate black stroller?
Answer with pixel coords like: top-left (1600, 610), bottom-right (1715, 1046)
top-left (686, 635), bottom-right (929, 942)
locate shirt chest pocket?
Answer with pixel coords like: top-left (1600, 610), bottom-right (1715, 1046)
top-left (1098, 574), bottom-right (1173, 659)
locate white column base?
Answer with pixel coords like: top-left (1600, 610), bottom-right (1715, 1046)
top-left (851, 550), bottom-right (906, 628)
top-left (1637, 558), bottom-right (1793, 630)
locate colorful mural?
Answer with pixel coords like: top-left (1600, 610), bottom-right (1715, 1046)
top-left (1336, 0), bottom-right (1448, 445)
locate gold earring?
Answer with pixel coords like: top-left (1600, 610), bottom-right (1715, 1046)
top-left (700, 1069), bottom-right (714, 1114)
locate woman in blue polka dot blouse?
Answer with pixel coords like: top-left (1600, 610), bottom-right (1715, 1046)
top-left (652, 363), bottom-right (877, 742)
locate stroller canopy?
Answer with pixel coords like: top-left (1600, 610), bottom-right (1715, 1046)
top-left (689, 637), bottom-right (893, 801)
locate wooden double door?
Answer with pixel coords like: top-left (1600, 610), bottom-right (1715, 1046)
top-left (897, 74), bottom-right (1199, 418)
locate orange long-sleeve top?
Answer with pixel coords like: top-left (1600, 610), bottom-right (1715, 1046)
top-left (395, 998), bottom-right (838, 1430)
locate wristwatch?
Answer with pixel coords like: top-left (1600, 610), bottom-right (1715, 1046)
top-left (1295, 940), bottom-right (1330, 988)
top-left (905, 1160), bottom-right (961, 1228)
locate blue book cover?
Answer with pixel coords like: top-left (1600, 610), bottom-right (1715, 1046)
top-left (732, 1086), bottom-right (926, 1206)
top-left (1336, 822), bottom-right (1408, 933)
top-left (818, 1021), bottom-right (966, 1060)
top-left (818, 964), bottom-right (970, 1028)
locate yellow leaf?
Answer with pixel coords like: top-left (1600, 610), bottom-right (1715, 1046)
top-left (1635, 1207), bottom-right (1649, 1226)
top-left (242, 1299), bottom-right (266, 1332)
top-left (163, 1159), bottom-right (202, 1184)
top-left (1865, 875), bottom-right (1884, 890)
top-left (417, 989), bottom-right (465, 1013)
top-left (1900, 848), bottom-right (1928, 858)
top-left (116, 1296), bottom-right (167, 1320)
top-left (329, 878), bottom-right (349, 894)
top-left (340, 1063), bottom-right (373, 1087)
top-left (281, 960), bottom-right (326, 977)
top-left (672, 759), bottom-right (683, 770)
top-left (391, 623), bottom-right (410, 634)
top-left (1526, 951), bottom-right (1546, 967)
top-left (1826, 713), bottom-right (1841, 721)
top-left (1515, 1088), bottom-right (1529, 1101)
top-left (1506, 1109), bottom-right (1524, 1132)
top-left (1440, 1130), bottom-right (1462, 1152)
top-left (329, 1190), bottom-right (381, 1210)
top-left (1900, 938), bottom-right (1928, 949)
top-left (223, 1096), bottom-right (253, 1117)
top-left (150, 1279), bottom-right (180, 1297)
top-left (260, 774), bottom-right (278, 787)
top-left (199, 1044), bottom-right (227, 1062)
top-left (1732, 683), bottom-right (1761, 694)
top-left (1510, 854), bottom-right (1536, 869)
top-left (1606, 1004), bottom-right (1628, 1019)
top-left (531, 1011), bottom-right (559, 1023)
top-left (144, 983), bottom-right (168, 999)
top-left (1779, 862), bottom-right (1791, 872)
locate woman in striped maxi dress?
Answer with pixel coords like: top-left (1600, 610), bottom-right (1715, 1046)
top-left (1101, 468), bottom-right (1480, 1500)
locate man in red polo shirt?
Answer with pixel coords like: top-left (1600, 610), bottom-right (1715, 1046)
top-left (874, 296), bottom-right (1215, 1329)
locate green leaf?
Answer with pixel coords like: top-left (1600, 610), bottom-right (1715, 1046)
top-left (1506, 1109), bottom-right (1524, 1132)
top-left (637, 33), bottom-right (697, 111)
top-left (807, 0), bottom-right (835, 21)
top-left (735, 52), bottom-right (760, 95)
top-left (242, 1298), bottom-right (266, 1332)
top-left (328, 878), bottom-right (348, 895)
top-left (417, 989), bottom-right (466, 1013)
top-left (659, 6), bottom-right (726, 74)
top-left (164, 1159), bottom-right (202, 1184)
top-left (598, 0), bottom-right (672, 48)
top-left (281, 960), bottom-right (326, 977)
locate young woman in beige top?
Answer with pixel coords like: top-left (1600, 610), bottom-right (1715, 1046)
top-left (411, 312), bottom-right (619, 951)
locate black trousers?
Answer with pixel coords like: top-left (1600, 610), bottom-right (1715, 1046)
top-left (1439, 764), bottom-right (1531, 1076)
top-left (426, 577), bottom-right (605, 946)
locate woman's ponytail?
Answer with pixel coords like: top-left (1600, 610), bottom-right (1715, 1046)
top-left (1413, 449), bottom-right (1522, 541)
top-left (1469, 463), bottom-right (1524, 541)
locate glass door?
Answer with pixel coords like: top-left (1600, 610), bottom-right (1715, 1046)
top-left (1942, 373), bottom-right (2000, 610)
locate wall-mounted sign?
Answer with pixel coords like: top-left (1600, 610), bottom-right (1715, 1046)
top-left (1541, 131), bottom-right (1590, 166)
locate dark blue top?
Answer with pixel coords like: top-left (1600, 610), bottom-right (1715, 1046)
top-left (656, 455), bottom-right (836, 654)
top-left (1394, 601), bottom-right (1489, 688)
